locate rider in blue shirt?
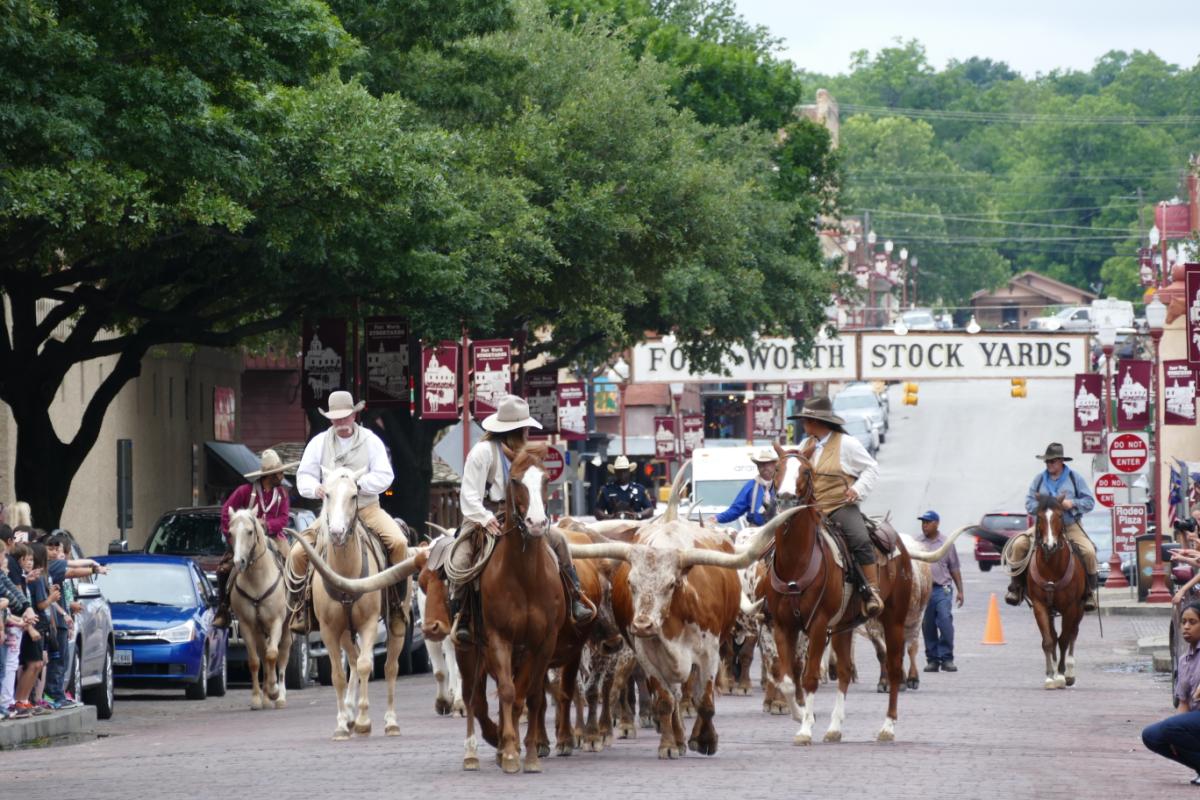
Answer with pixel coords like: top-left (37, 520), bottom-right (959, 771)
top-left (716, 449), bottom-right (778, 527)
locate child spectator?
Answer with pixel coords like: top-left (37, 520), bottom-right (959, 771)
top-left (4, 542), bottom-right (43, 717)
top-left (0, 547), bottom-right (36, 720)
top-left (1144, 600), bottom-right (1200, 784)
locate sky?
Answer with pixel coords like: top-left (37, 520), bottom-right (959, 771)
top-left (733, 0), bottom-right (1200, 78)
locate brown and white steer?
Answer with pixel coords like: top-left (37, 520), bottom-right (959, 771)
top-left (858, 534), bottom-right (934, 693)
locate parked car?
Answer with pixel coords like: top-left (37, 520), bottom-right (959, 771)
top-left (972, 512), bottom-right (1031, 571)
top-left (62, 536), bottom-right (116, 719)
top-left (94, 554), bottom-right (229, 700)
top-left (842, 416), bottom-right (879, 458)
top-left (899, 308), bottom-right (937, 331)
top-left (1080, 508), bottom-right (1122, 585)
top-left (833, 385), bottom-right (887, 443)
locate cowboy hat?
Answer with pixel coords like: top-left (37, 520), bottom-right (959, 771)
top-left (750, 448), bottom-right (777, 464)
top-left (481, 395), bottom-right (543, 433)
top-left (787, 396), bottom-right (845, 430)
top-left (1036, 442), bottom-right (1073, 462)
top-left (320, 390), bottom-right (366, 420)
top-left (608, 455), bottom-right (634, 473)
top-left (244, 449), bottom-right (299, 480)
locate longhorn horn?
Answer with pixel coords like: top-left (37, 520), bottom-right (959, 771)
top-left (567, 541), bottom-right (635, 562)
top-left (740, 594), bottom-right (765, 615)
top-left (907, 525), bottom-right (971, 563)
top-left (678, 507), bottom-right (804, 570)
top-left (425, 522), bottom-right (453, 539)
top-left (295, 535), bottom-right (423, 596)
top-left (664, 458), bottom-right (693, 523)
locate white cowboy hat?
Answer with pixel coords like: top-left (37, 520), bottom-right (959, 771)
top-left (608, 455), bottom-right (634, 473)
top-left (243, 449), bottom-right (299, 480)
top-left (320, 390), bottom-right (366, 420)
top-left (481, 395), bottom-right (543, 433)
top-left (749, 448), bottom-right (777, 464)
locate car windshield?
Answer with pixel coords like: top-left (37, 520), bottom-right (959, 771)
top-left (843, 418), bottom-right (870, 434)
top-left (902, 312), bottom-right (934, 326)
top-left (146, 513), bottom-right (224, 556)
top-left (693, 480), bottom-right (751, 508)
top-left (981, 514), bottom-right (1029, 532)
top-left (96, 563), bottom-right (199, 607)
top-left (833, 394), bottom-right (878, 411)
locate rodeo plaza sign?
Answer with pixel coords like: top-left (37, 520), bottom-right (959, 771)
top-left (632, 331), bottom-right (1089, 383)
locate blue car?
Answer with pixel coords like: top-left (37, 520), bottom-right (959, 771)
top-left (94, 555), bottom-right (228, 700)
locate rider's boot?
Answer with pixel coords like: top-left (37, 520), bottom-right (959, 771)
top-left (288, 580), bottom-right (308, 634)
top-left (1004, 573), bottom-right (1026, 607)
top-left (859, 562), bottom-right (884, 618)
top-left (1083, 572), bottom-right (1099, 613)
top-left (564, 564), bottom-right (596, 625)
top-left (212, 560), bottom-right (233, 629)
top-left (450, 594), bottom-right (472, 646)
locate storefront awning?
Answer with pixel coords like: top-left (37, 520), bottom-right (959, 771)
top-left (205, 441), bottom-right (261, 484)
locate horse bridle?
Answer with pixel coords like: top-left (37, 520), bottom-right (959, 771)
top-left (233, 516), bottom-right (285, 622)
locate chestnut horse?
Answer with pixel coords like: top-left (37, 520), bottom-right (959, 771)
top-left (769, 445), bottom-right (964, 743)
top-left (1026, 495), bottom-right (1086, 689)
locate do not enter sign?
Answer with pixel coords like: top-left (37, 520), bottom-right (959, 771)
top-left (1108, 432), bottom-right (1149, 474)
top-left (1094, 473), bottom-right (1127, 509)
top-left (543, 445), bottom-right (566, 484)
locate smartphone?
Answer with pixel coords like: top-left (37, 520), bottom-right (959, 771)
top-left (14, 530), bottom-right (28, 543)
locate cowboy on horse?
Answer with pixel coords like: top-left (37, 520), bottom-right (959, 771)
top-left (213, 449), bottom-right (297, 628)
top-left (790, 396), bottom-right (884, 617)
top-left (447, 395), bottom-right (596, 644)
top-left (716, 448), bottom-right (778, 526)
top-left (1005, 442), bottom-right (1099, 611)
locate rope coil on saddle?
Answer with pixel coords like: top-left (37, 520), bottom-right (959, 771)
top-left (1000, 530), bottom-right (1034, 577)
top-left (443, 528), bottom-right (497, 586)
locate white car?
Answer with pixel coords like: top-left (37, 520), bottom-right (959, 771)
top-left (833, 386), bottom-right (887, 444)
top-left (899, 309), bottom-right (937, 331)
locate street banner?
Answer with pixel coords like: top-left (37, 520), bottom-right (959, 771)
top-left (593, 379), bottom-right (620, 416)
top-left (1156, 204), bottom-right (1192, 239)
top-left (557, 382), bottom-right (587, 441)
top-left (364, 317), bottom-right (410, 408)
top-left (1115, 360), bottom-right (1151, 430)
top-left (1108, 432), bottom-right (1149, 474)
top-left (471, 339), bottom-right (511, 418)
top-left (1164, 360), bottom-right (1198, 425)
top-left (213, 386), bottom-right (236, 442)
top-left (526, 370), bottom-right (558, 434)
top-left (420, 341), bottom-right (460, 420)
top-left (1187, 264), bottom-right (1200, 367)
top-left (654, 415), bottom-right (678, 460)
top-left (1094, 473), bottom-right (1127, 508)
top-left (1081, 431), bottom-right (1102, 454)
top-left (1112, 504), bottom-right (1147, 555)
top-left (786, 382), bottom-right (807, 401)
top-left (681, 414), bottom-right (705, 458)
top-left (752, 396), bottom-right (782, 439)
top-left (301, 318), bottom-right (346, 410)
top-left (1072, 373), bottom-right (1102, 432)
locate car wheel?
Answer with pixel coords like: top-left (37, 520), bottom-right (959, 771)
top-left (186, 646), bottom-right (210, 700)
top-left (979, 563), bottom-right (992, 572)
top-left (285, 636), bottom-right (309, 690)
top-left (83, 644), bottom-right (115, 720)
top-left (207, 643), bottom-right (227, 697)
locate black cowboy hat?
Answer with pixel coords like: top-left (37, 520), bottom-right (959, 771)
top-left (787, 396), bottom-right (845, 432)
top-left (1035, 442), bottom-right (1073, 462)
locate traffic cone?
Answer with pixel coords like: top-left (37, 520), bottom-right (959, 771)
top-left (982, 592), bottom-right (1006, 645)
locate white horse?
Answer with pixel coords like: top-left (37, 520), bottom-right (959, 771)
top-left (228, 510), bottom-right (291, 710)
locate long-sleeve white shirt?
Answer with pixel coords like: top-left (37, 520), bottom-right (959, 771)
top-left (460, 440), bottom-right (507, 527)
top-left (811, 431), bottom-right (879, 501)
top-left (296, 427), bottom-right (394, 505)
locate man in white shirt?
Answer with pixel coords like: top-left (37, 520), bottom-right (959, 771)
top-left (790, 396), bottom-right (884, 617)
top-left (287, 390), bottom-right (409, 634)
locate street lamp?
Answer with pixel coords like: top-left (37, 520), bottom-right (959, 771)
top-left (1098, 322), bottom-right (1128, 588)
top-left (966, 316), bottom-right (981, 334)
top-left (846, 237), bottom-right (858, 255)
top-left (1148, 225), bottom-right (1160, 247)
top-left (892, 318), bottom-right (909, 336)
top-left (899, 247), bottom-right (908, 262)
top-left (910, 255), bottom-right (919, 306)
top-left (884, 239), bottom-right (894, 255)
top-left (867, 230), bottom-right (877, 246)
top-left (1144, 297), bottom-right (1172, 603)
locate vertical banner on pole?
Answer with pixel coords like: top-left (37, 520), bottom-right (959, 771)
top-left (1081, 431), bottom-right (1102, 454)
top-left (752, 396), bottom-right (782, 439)
top-left (1186, 264), bottom-right (1200, 367)
top-left (526, 370), bottom-right (559, 435)
top-left (471, 339), bottom-right (512, 417)
top-left (363, 317), bottom-right (410, 408)
top-left (419, 341), bottom-right (460, 420)
top-left (557, 383), bottom-right (587, 441)
top-left (1115, 360), bottom-right (1151, 430)
top-left (301, 318), bottom-right (346, 410)
top-left (681, 414), bottom-right (705, 458)
top-left (1164, 360), bottom-right (1198, 425)
top-left (1073, 373), bottom-right (1102, 432)
top-left (654, 416), bottom-right (678, 460)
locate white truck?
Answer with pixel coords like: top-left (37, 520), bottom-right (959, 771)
top-left (688, 445), bottom-right (764, 530)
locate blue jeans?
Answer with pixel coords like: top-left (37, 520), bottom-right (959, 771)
top-left (1143, 711), bottom-right (1200, 773)
top-left (44, 626), bottom-right (70, 703)
top-left (922, 584), bottom-right (954, 663)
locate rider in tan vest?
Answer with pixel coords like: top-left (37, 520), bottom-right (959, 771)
top-left (286, 390), bottom-right (410, 634)
top-left (790, 396), bottom-right (884, 617)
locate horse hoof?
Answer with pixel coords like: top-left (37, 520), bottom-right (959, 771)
top-left (639, 714), bottom-right (655, 729)
top-left (267, 688), bottom-right (280, 702)
top-left (1044, 679), bottom-right (1058, 690)
top-left (275, 699), bottom-right (287, 710)
top-left (618, 723), bottom-right (636, 739)
top-left (537, 743), bottom-right (550, 758)
top-left (876, 682), bottom-right (888, 694)
top-left (354, 722), bottom-right (372, 735)
top-left (385, 724), bottom-right (401, 737)
top-left (1065, 676), bottom-right (1076, 687)
top-left (500, 754), bottom-right (521, 774)
top-left (435, 699), bottom-right (452, 716)
top-left (657, 746), bottom-right (682, 759)
top-left (688, 738), bottom-right (699, 752)
top-left (794, 733), bottom-right (812, 746)
top-left (1054, 677), bottom-right (1067, 689)
top-left (906, 678), bottom-right (920, 690)
top-left (824, 730), bottom-right (842, 743)
top-left (771, 703), bottom-right (788, 716)
top-left (463, 757), bottom-right (479, 772)
top-left (602, 733), bottom-right (613, 747)
top-left (523, 758), bottom-right (543, 774)
top-left (250, 700), bottom-right (263, 711)
top-left (333, 729), bottom-right (350, 742)
top-left (555, 743), bottom-right (573, 757)
top-left (877, 729), bottom-right (895, 743)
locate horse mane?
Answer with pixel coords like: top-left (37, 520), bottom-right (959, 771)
top-left (510, 442), bottom-right (548, 478)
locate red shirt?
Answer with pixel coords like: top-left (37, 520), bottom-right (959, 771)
top-left (220, 483), bottom-right (290, 542)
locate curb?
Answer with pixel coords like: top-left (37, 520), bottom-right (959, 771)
top-left (1098, 604), bottom-right (1174, 618)
top-left (0, 705), bottom-right (97, 750)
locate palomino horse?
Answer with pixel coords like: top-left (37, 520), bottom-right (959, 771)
top-left (228, 510), bottom-right (292, 710)
top-left (769, 445), bottom-right (964, 743)
top-left (1025, 495), bottom-right (1086, 689)
top-left (294, 467), bottom-right (420, 740)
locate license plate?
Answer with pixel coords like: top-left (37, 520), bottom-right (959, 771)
top-left (113, 649), bottom-right (133, 666)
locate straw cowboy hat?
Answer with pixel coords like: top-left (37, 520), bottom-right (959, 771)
top-left (1036, 442), bottom-right (1073, 462)
top-left (750, 448), bottom-right (777, 464)
top-left (320, 390), bottom-right (366, 420)
top-left (244, 449), bottom-right (299, 480)
top-left (481, 395), bottom-right (543, 433)
top-left (608, 455), bottom-right (634, 473)
top-left (787, 396), bottom-right (845, 431)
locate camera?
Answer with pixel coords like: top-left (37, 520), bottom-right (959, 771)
top-left (1173, 518), bottom-right (1198, 534)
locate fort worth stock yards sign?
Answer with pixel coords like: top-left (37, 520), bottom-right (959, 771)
top-left (632, 332), bottom-right (1090, 383)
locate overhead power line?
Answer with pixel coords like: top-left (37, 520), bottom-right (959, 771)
top-left (858, 209), bottom-right (1135, 232)
top-left (840, 104), bottom-right (1200, 126)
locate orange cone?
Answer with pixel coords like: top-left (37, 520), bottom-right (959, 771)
top-left (982, 592), bottom-right (1006, 645)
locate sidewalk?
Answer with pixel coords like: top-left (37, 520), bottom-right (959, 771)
top-left (0, 705), bottom-right (97, 750)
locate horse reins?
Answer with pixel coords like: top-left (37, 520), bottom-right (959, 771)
top-left (233, 518), bottom-right (286, 629)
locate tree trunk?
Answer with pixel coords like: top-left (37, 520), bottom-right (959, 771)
top-left (10, 396), bottom-right (78, 530)
top-left (375, 409), bottom-right (451, 532)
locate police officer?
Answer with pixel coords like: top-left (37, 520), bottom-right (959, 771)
top-left (595, 456), bottom-right (655, 520)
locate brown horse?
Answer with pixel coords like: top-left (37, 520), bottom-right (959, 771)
top-left (768, 445), bottom-right (963, 743)
top-left (1026, 495), bottom-right (1086, 689)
